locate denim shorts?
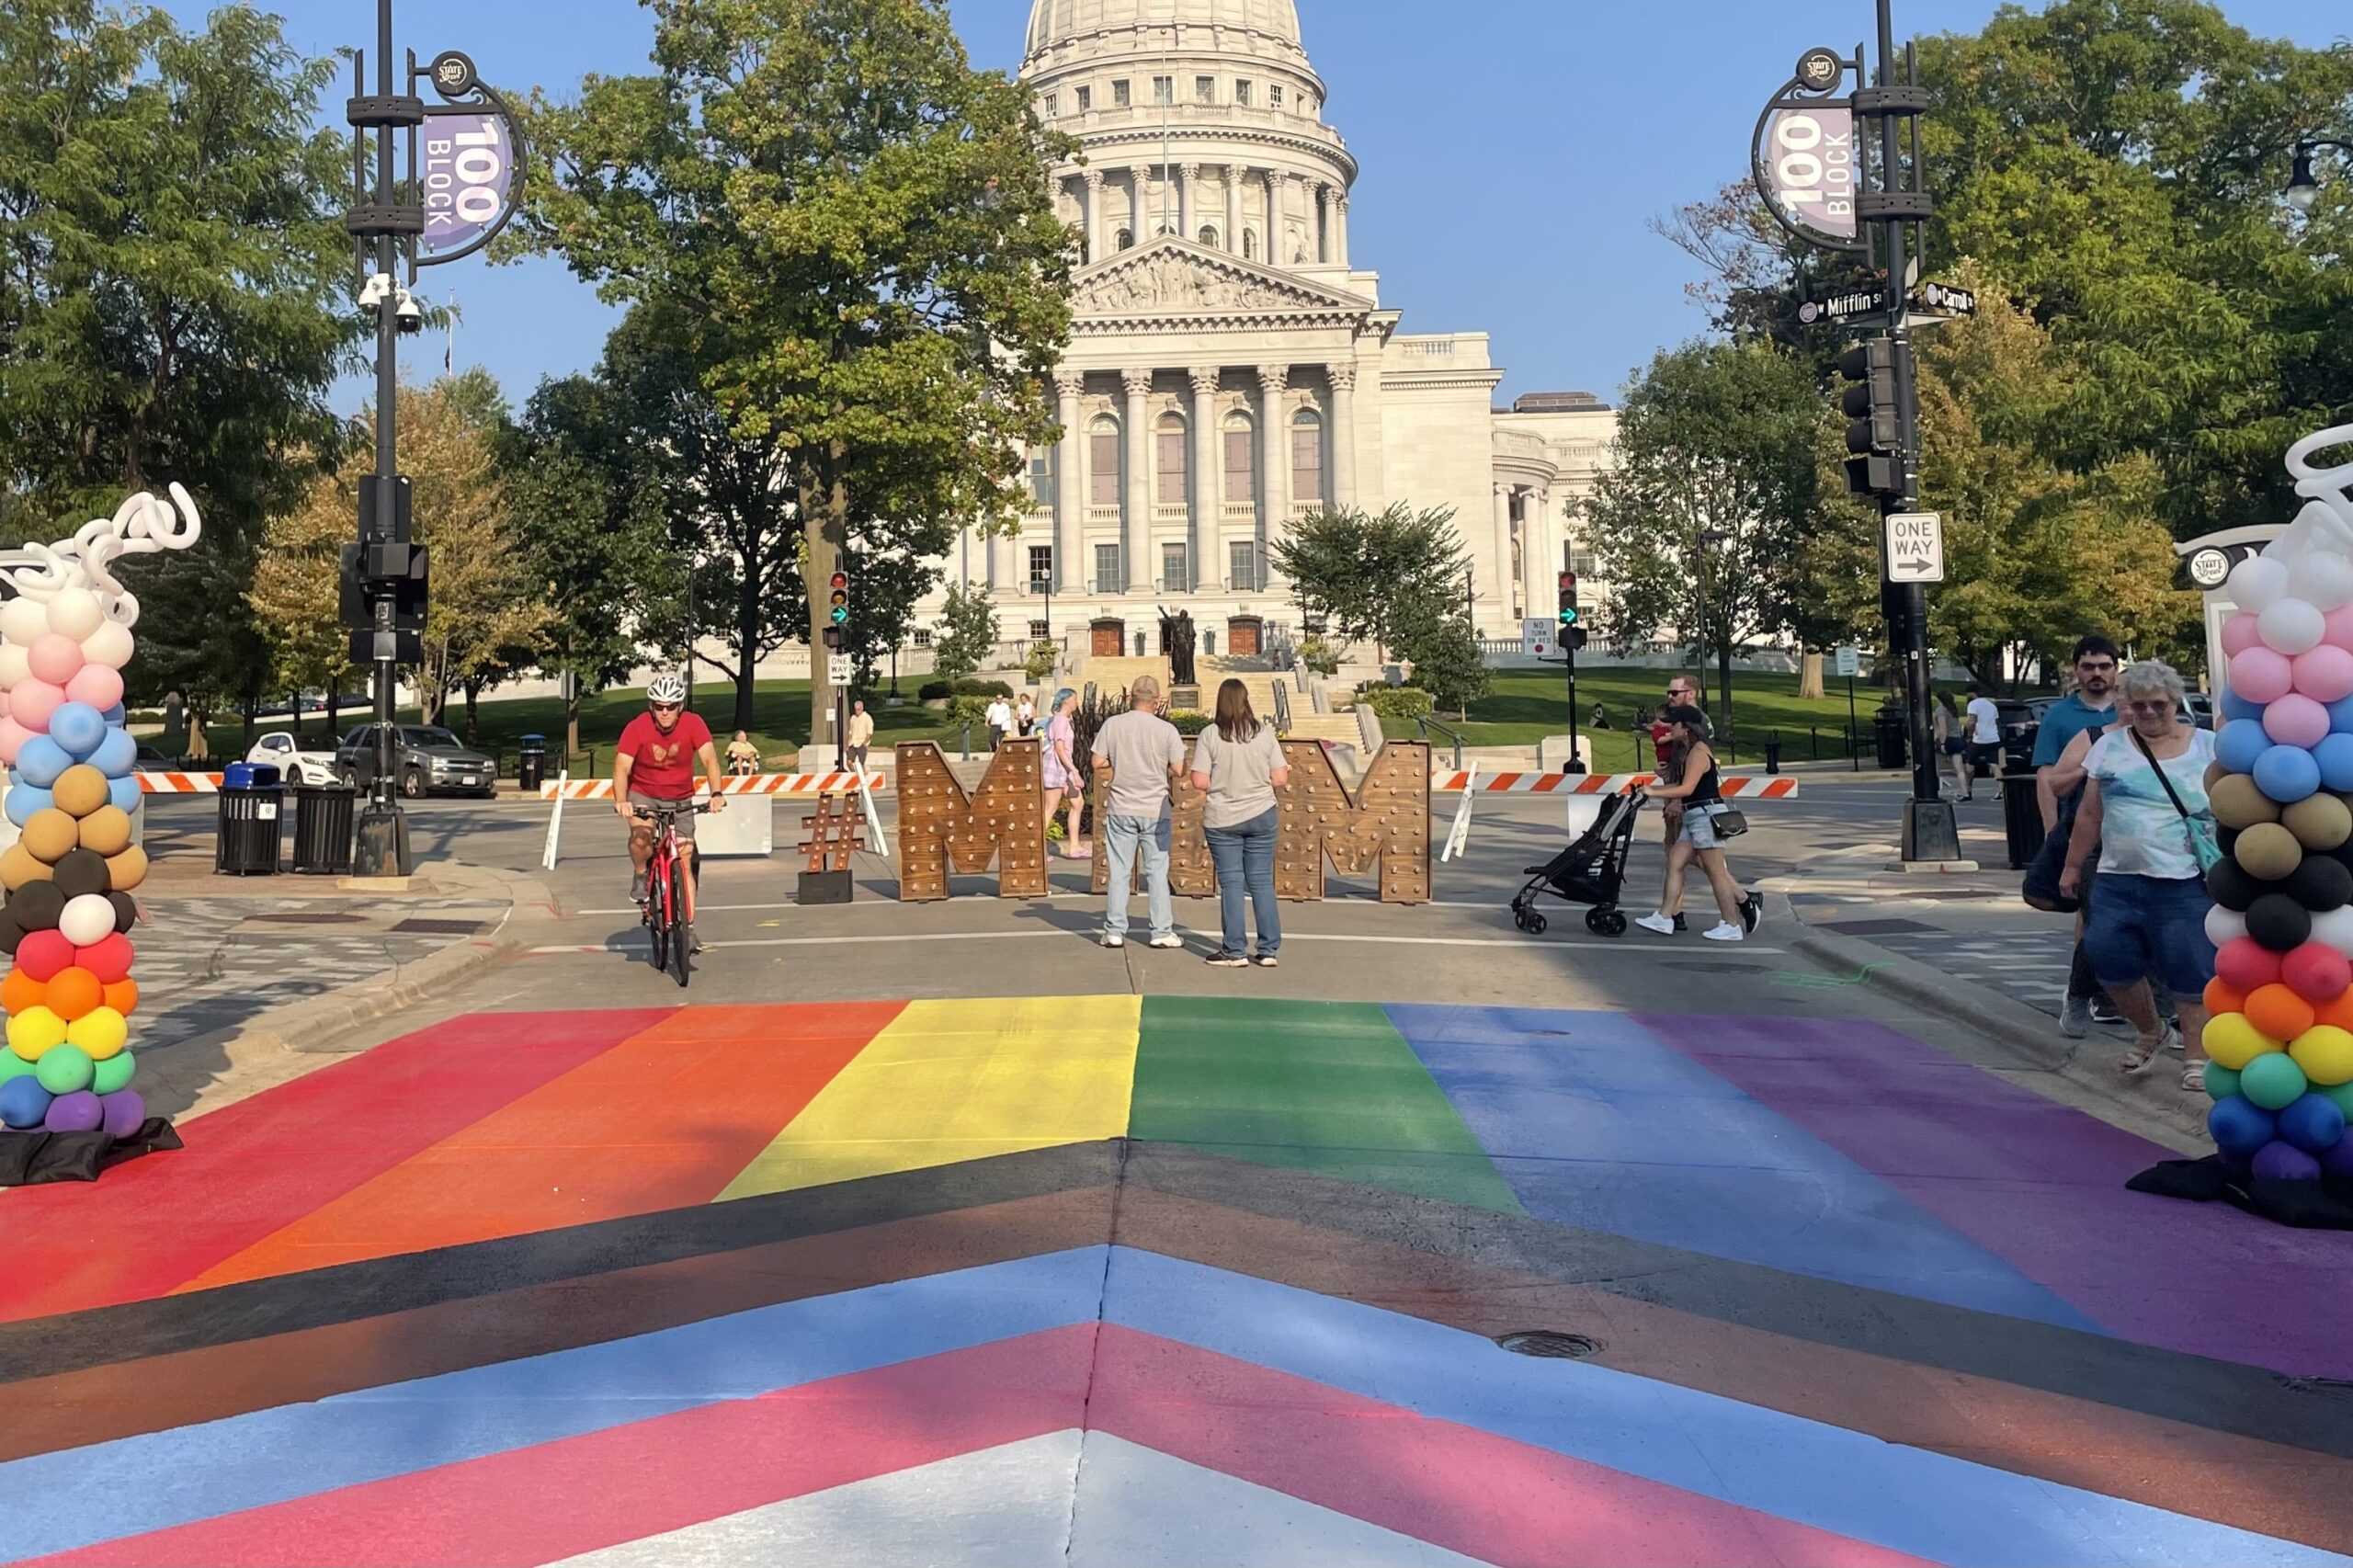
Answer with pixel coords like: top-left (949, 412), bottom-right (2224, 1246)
top-left (1681, 803), bottom-right (1733, 851)
top-left (2081, 872), bottom-right (2215, 995)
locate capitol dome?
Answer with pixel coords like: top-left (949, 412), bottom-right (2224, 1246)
top-left (1026, 0), bottom-right (1304, 60)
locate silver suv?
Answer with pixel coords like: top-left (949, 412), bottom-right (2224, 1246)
top-left (335, 723), bottom-right (498, 799)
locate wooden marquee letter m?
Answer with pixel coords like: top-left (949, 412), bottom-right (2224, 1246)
top-left (894, 740), bottom-right (1049, 901)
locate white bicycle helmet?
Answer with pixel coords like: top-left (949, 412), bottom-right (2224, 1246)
top-left (645, 673), bottom-right (688, 705)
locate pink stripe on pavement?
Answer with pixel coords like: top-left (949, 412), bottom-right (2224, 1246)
top-left (1089, 1324), bottom-right (1938, 1568)
top-left (24, 1327), bottom-right (1097, 1568)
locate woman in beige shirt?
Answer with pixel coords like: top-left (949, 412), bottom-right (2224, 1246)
top-left (1191, 679), bottom-right (1289, 968)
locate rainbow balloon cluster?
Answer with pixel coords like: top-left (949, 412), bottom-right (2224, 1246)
top-left (2202, 426), bottom-right (2353, 1184)
top-left (0, 486), bottom-right (199, 1144)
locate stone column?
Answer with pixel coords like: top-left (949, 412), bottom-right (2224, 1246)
top-left (1262, 169), bottom-right (1282, 261)
top-left (1492, 483), bottom-right (1514, 616)
top-left (1084, 170), bottom-right (1105, 263)
top-left (1130, 165), bottom-right (1153, 242)
top-left (1188, 368), bottom-right (1221, 594)
top-left (1316, 183), bottom-right (1334, 264)
top-left (1521, 488), bottom-right (1552, 621)
top-left (1223, 165), bottom-right (1241, 252)
top-left (1121, 368), bottom-right (1153, 593)
top-left (1290, 174), bottom-right (1313, 263)
top-left (1053, 369), bottom-right (1084, 593)
top-left (1257, 365), bottom-right (1290, 577)
top-left (1336, 196), bottom-right (1350, 266)
top-left (1326, 361), bottom-right (1358, 507)
top-left (1178, 164), bottom-right (1197, 242)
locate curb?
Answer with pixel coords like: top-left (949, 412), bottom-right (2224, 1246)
top-left (160, 861), bottom-right (553, 1059)
top-left (1775, 894), bottom-right (2211, 1148)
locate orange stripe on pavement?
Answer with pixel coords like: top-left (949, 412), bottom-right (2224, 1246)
top-left (177, 1001), bottom-right (905, 1290)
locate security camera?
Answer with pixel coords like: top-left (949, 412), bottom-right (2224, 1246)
top-left (394, 290), bottom-right (423, 335)
top-left (358, 273), bottom-right (394, 311)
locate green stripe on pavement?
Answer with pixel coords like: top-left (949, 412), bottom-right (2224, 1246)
top-left (1131, 996), bottom-right (1521, 1214)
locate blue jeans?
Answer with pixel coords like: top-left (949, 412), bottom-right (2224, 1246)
top-left (1103, 812), bottom-right (1174, 939)
top-left (2082, 872), bottom-right (2215, 996)
top-left (1206, 807), bottom-right (1280, 957)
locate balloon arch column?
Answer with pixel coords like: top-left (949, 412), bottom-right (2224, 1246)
top-left (0, 487), bottom-right (200, 1170)
top-left (2200, 426), bottom-right (2353, 1191)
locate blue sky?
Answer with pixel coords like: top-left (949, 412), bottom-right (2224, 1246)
top-left (157, 0), bottom-right (2341, 415)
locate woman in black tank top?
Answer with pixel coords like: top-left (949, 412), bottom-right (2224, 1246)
top-left (1633, 706), bottom-right (1758, 942)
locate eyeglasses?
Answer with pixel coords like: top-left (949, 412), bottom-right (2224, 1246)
top-left (2124, 699), bottom-right (2175, 714)
top-left (2076, 661), bottom-right (2119, 675)
top-left (651, 702), bottom-right (682, 714)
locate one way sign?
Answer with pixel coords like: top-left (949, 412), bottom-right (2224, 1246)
top-left (1884, 511), bottom-right (1945, 584)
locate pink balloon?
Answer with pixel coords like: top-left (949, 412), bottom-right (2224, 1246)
top-left (26, 633), bottom-right (82, 687)
top-left (9, 679), bottom-right (63, 734)
top-left (0, 717), bottom-right (28, 766)
top-left (2222, 612), bottom-right (2266, 657)
top-left (2231, 645), bottom-right (2295, 705)
top-left (2325, 603), bottom-right (2353, 653)
top-left (0, 687), bottom-right (12, 722)
top-left (2294, 644), bottom-right (2353, 704)
top-left (2266, 693), bottom-right (2332, 749)
top-left (63, 664), bottom-right (121, 712)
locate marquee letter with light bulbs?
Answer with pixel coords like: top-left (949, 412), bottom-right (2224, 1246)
top-left (2200, 426), bottom-right (2353, 1187)
top-left (0, 487), bottom-right (201, 1165)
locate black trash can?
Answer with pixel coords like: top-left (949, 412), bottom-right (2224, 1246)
top-left (215, 786), bottom-right (285, 875)
top-left (2002, 772), bottom-right (2048, 870)
top-left (517, 733), bottom-right (547, 792)
top-left (1872, 709), bottom-right (1908, 770)
top-left (291, 785), bottom-right (356, 875)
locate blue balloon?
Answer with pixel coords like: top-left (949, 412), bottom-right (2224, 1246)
top-left (2216, 719), bottom-right (2271, 775)
top-left (2279, 1091), bottom-right (2348, 1154)
top-left (2255, 744), bottom-right (2322, 804)
top-left (2210, 1094), bottom-right (2278, 1159)
top-left (99, 703), bottom-right (126, 727)
top-left (0, 1074), bottom-right (52, 1131)
top-left (2254, 1140), bottom-right (2324, 1182)
top-left (48, 701), bottom-right (104, 759)
top-left (2222, 689), bottom-right (2267, 725)
top-left (11, 734), bottom-right (71, 789)
top-left (106, 775), bottom-right (142, 814)
top-left (2328, 694), bottom-right (2353, 734)
top-left (4, 782), bottom-right (53, 827)
top-left (86, 727), bottom-right (136, 778)
top-left (2317, 733), bottom-right (2353, 793)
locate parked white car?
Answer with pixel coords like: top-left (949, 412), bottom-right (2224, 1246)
top-left (246, 731), bottom-right (342, 786)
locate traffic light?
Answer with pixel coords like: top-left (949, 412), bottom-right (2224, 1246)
top-left (1557, 571), bottom-right (1589, 652)
top-left (827, 569), bottom-right (849, 626)
top-left (1838, 336), bottom-right (1905, 497)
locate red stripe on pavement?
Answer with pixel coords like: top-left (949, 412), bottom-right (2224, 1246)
top-left (0, 1009), bottom-right (671, 1324)
top-left (22, 1326), bottom-right (1098, 1568)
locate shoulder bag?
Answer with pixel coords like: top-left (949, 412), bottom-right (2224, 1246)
top-left (2133, 728), bottom-right (2222, 873)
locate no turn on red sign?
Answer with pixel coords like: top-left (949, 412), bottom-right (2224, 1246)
top-left (1884, 511), bottom-right (1945, 584)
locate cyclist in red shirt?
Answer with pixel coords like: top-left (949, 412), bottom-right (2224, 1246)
top-left (614, 674), bottom-right (726, 927)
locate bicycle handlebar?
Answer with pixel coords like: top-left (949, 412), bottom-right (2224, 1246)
top-left (627, 800), bottom-right (719, 820)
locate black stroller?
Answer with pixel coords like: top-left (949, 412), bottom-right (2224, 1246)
top-left (1510, 791), bottom-right (1643, 937)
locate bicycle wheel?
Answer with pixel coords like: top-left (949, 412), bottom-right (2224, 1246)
top-left (665, 859), bottom-right (690, 988)
top-left (644, 857), bottom-right (671, 975)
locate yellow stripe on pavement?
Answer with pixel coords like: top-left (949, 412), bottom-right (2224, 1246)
top-left (714, 994), bottom-right (1141, 1199)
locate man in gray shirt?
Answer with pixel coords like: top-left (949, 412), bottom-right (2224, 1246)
top-left (1092, 675), bottom-right (1188, 949)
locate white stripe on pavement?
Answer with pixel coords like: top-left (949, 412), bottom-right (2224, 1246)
top-left (529, 932), bottom-right (1786, 957)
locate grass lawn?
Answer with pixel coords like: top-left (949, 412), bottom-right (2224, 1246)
top-left (1456, 668), bottom-right (1898, 772)
top-left (154, 678), bottom-right (976, 774)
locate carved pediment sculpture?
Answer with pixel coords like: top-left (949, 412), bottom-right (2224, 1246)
top-left (1072, 242), bottom-right (1360, 317)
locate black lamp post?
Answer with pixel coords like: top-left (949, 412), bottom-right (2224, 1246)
top-left (2287, 140), bottom-right (2350, 214)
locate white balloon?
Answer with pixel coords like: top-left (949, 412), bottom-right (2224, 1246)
top-left (2302, 551), bottom-right (2353, 612)
top-left (2205, 904), bottom-right (2248, 949)
top-left (58, 892), bottom-right (114, 948)
top-left (2231, 553), bottom-right (2290, 612)
top-left (79, 619), bottom-right (133, 671)
top-left (2312, 904), bottom-right (2353, 960)
top-left (47, 587), bottom-right (102, 642)
top-left (0, 597), bottom-right (49, 648)
top-left (0, 643), bottom-right (29, 691)
top-left (2258, 597), bottom-right (2325, 656)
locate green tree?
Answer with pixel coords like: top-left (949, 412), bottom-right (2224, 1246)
top-left (1271, 503), bottom-right (1472, 664)
top-left (930, 583), bottom-right (998, 684)
top-left (1392, 602), bottom-right (1490, 720)
top-left (1, 1), bottom-right (362, 720)
top-left (522, 0), bottom-right (1075, 741)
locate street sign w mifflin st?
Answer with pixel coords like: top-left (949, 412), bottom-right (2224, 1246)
top-left (1884, 511), bottom-right (1946, 584)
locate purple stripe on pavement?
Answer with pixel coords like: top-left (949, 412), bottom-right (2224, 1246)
top-left (1643, 1011), bottom-right (2353, 1378)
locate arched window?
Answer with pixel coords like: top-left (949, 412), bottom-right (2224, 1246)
top-left (1242, 230), bottom-right (1257, 260)
top-left (1155, 411), bottom-right (1188, 506)
top-left (1222, 412), bottom-right (1256, 506)
top-left (1290, 408), bottom-right (1325, 506)
top-left (1087, 415), bottom-right (1121, 508)
top-left (1155, 222), bottom-right (1175, 238)
top-left (1115, 227), bottom-right (1133, 251)
top-left (1198, 225), bottom-right (1219, 248)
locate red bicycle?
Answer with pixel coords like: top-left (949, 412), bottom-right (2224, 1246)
top-left (633, 800), bottom-right (714, 987)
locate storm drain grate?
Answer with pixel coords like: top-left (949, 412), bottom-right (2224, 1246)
top-left (1495, 1331), bottom-right (1603, 1360)
top-left (391, 918), bottom-right (490, 936)
top-left (245, 912), bottom-right (368, 926)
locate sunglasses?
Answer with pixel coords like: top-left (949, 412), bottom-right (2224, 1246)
top-left (651, 702), bottom-right (682, 714)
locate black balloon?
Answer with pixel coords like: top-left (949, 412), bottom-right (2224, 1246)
top-left (107, 891), bottom-right (137, 934)
top-left (0, 903), bottom-right (19, 955)
top-left (2246, 892), bottom-right (2313, 953)
top-left (2287, 854), bottom-right (2353, 913)
top-left (2221, 825), bottom-right (2243, 860)
top-left (51, 848), bottom-right (108, 901)
top-left (7, 880), bottom-right (63, 933)
top-left (2206, 859), bottom-right (2260, 912)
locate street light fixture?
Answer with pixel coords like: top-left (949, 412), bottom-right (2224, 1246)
top-left (2287, 140), bottom-right (2350, 214)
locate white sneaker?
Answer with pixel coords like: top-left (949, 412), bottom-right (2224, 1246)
top-left (1148, 933), bottom-right (1183, 949)
top-left (1633, 913), bottom-right (1676, 937)
top-left (1701, 922), bottom-right (1745, 942)
top-left (1100, 932), bottom-right (1125, 949)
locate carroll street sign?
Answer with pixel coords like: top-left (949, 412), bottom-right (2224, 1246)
top-left (1752, 47), bottom-right (1862, 254)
